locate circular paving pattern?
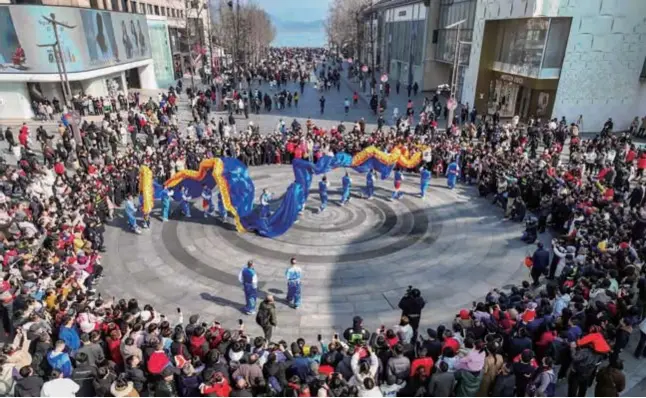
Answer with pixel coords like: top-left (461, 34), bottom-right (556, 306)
top-left (101, 165), bottom-right (539, 342)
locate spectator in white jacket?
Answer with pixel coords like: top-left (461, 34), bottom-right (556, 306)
top-left (349, 349), bottom-right (378, 391)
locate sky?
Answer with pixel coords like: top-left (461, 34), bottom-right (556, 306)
top-left (254, 0), bottom-right (331, 22)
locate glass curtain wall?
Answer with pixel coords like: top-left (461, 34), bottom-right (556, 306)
top-left (435, 0), bottom-right (476, 64)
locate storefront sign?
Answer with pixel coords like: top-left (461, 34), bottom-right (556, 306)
top-left (499, 74), bottom-right (524, 85)
top-left (0, 5), bottom-right (151, 74)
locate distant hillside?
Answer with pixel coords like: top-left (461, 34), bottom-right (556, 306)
top-left (269, 14), bottom-right (325, 32)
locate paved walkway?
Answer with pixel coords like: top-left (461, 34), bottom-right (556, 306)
top-left (101, 167), bottom-right (531, 343)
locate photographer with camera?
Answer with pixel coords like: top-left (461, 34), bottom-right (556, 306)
top-left (398, 286), bottom-right (425, 342)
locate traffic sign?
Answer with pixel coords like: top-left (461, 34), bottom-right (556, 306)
top-left (447, 98), bottom-right (457, 111)
top-left (380, 74), bottom-right (388, 83)
top-left (361, 65), bottom-right (368, 73)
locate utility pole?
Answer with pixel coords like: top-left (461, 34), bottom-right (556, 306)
top-left (445, 18), bottom-right (466, 129)
top-left (227, 0), bottom-right (239, 90)
top-left (40, 13), bottom-right (74, 110)
top-left (39, 13), bottom-right (81, 144)
top-left (207, 0), bottom-right (214, 83)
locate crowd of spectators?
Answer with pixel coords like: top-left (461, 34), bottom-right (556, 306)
top-left (0, 48), bottom-right (642, 397)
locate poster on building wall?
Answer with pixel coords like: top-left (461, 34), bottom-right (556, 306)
top-left (5, 5), bottom-right (88, 74)
top-left (111, 12), bottom-right (151, 62)
top-left (81, 9), bottom-right (120, 67)
top-left (0, 7), bottom-right (23, 72)
top-left (146, 18), bottom-right (174, 88)
top-left (0, 5), bottom-right (151, 74)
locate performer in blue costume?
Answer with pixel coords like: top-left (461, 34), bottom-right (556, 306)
top-left (238, 260), bottom-right (258, 314)
top-left (180, 186), bottom-right (192, 217)
top-left (340, 172), bottom-right (352, 205)
top-left (319, 176), bottom-right (329, 212)
top-left (124, 194), bottom-right (141, 234)
top-left (160, 187), bottom-right (172, 221)
top-left (391, 169), bottom-right (404, 200)
top-left (260, 189), bottom-right (272, 218)
top-left (363, 169), bottom-right (375, 199)
top-left (285, 257), bottom-right (303, 309)
top-left (446, 159), bottom-right (460, 189)
top-left (201, 184), bottom-right (214, 217)
top-left (420, 167), bottom-right (431, 198)
top-left (217, 191), bottom-right (227, 222)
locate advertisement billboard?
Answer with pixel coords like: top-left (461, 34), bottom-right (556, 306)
top-left (0, 5), bottom-right (151, 74)
top-left (147, 18), bottom-right (174, 88)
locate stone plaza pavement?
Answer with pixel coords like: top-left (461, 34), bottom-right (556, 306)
top-left (101, 166), bottom-right (532, 342)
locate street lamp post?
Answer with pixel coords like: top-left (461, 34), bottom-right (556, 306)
top-left (445, 18), bottom-right (466, 129)
top-left (227, 0), bottom-right (240, 90)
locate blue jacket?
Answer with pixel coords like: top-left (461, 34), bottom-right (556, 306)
top-left (47, 351), bottom-right (73, 377)
top-left (59, 326), bottom-right (81, 351)
top-left (532, 248), bottom-right (550, 271)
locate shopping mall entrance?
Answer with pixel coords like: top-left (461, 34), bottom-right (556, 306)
top-left (470, 17), bottom-right (571, 123)
top-left (485, 72), bottom-right (558, 121)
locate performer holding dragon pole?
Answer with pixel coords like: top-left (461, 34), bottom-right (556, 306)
top-left (420, 167), bottom-right (431, 199)
top-left (340, 171), bottom-right (352, 205)
top-left (319, 176), bottom-right (329, 212)
top-left (363, 169), bottom-right (375, 199)
top-left (391, 169), bottom-right (404, 200)
top-left (446, 157), bottom-right (460, 189)
top-left (124, 194), bottom-right (141, 234)
top-left (160, 187), bottom-right (172, 222)
top-left (179, 186), bottom-right (192, 217)
top-left (201, 183), bottom-right (214, 217)
top-left (260, 188), bottom-right (272, 219)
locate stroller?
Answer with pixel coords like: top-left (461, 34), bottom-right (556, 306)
top-left (521, 215), bottom-right (538, 244)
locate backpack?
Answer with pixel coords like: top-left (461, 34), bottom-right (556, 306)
top-left (256, 307), bottom-right (269, 328)
top-left (572, 350), bottom-right (601, 379)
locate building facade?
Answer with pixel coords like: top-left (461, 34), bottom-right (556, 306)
top-left (0, 0), bottom-right (212, 119)
top-left (364, 0), bottom-right (428, 90)
top-left (422, 0), bottom-right (477, 95)
top-left (461, 0), bottom-right (646, 131)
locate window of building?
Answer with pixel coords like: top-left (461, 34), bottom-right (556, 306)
top-left (111, 0), bottom-right (118, 10)
top-left (495, 18), bottom-right (549, 73)
top-left (436, 0), bottom-right (476, 64)
top-left (130, 1), bottom-right (137, 12)
top-left (154, 5), bottom-right (159, 15)
top-left (90, 0), bottom-right (100, 9)
top-left (161, 7), bottom-right (166, 16)
top-left (11, 0), bottom-right (44, 4)
top-left (542, 18), bottom-right (571, 69)
top-left (147, 4), bottom-right (153, 14)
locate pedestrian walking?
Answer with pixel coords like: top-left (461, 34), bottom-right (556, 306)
top-left (256, 295), bottom-right (277, 342)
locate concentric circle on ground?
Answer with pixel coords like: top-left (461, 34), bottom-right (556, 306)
top-left (100, 165), bottom-right (531, 342)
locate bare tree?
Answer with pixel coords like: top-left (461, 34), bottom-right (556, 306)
top-left (325, 0), bottom-right (370, 59)
top-left (210, 0), bottom-right (275, 77)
